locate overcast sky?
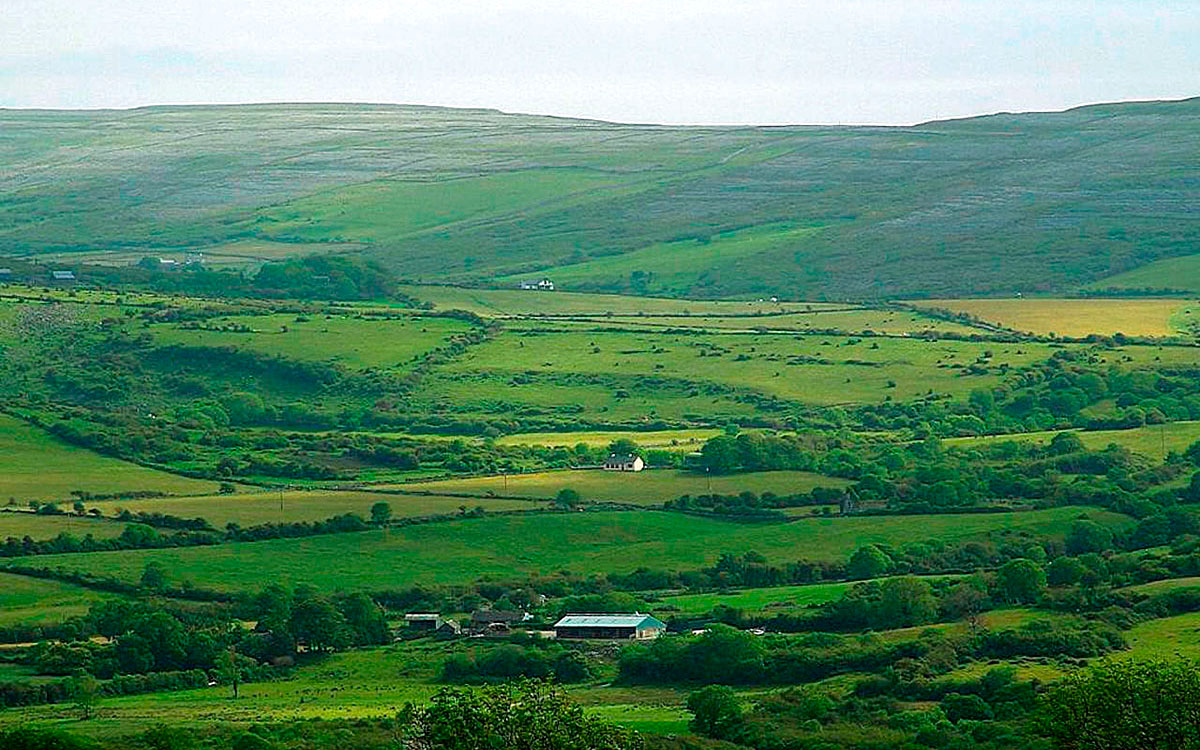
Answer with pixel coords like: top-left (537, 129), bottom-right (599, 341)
top-left (2, 0), bottom-right (1197, 125)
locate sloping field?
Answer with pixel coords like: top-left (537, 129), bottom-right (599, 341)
top-left (1088, 254), bottom-right (1200, 294)
top-left (0, 571), bottom-right (114, 626)
top-left (86, 490), bottom-right (540, 527)
top-left (495, 429), bottom-right (721, 451)
top-left (909, 298), bottom-right (1193, 337)
top-left (395, 468), bottom-right (850, 504)
top-left (20, 506), bottom-right (1133, 592)
top-left (945, 421), bottom-right (1200, 459)
top-left (0, 414), bottom-right (219, 501)
top-left (3, 99), bottom-right (1198, 299)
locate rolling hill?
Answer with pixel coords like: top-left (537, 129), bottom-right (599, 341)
top-left (1, 98), bottom-right (1198, 299)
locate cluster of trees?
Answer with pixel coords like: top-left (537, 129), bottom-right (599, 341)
top-left (441, 640), bottom-right (591, 684)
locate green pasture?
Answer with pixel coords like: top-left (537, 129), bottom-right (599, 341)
top-left (0, 414), bottom-right (218, 502)
top-left (396, 469), bottom-right (851, 504)
top-left (20, 506), bottom-right (1133, 593)
top-left (395, 285), bottom-right (835, 317)
top-left (0, 571), bottom-right (114, 626)
top-left (1088, 254), bottom-right (1200, 295)
top-left (910, 298), bottom-right (1193, 338)
top-left (945, 420), bottom-right (1200, 460)
top-left (565, 308), bottom-right (981, 336)
top-left (441, 329), bottom-right (1063, 404)
top-left (1121, 611), bottom-right (1200, 660)
top-left (0, 511), bottom-right (125, 541)
top-left (147, 313), bottom-right (472, 370)
top-left (87, 490), bottom-right (541, 527)
top-left (1120, 576), bottom-right (1200, 594)
top-left (495, 428), bottom-right (721, 451)
top-left (654, 581), bottom-right (856, 614)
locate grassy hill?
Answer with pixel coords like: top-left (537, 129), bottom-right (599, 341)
top-left (2, 98), bottom-right (1198, 299)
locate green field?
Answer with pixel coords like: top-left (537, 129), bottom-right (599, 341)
top-left (495, 429), bottom-right (721, 451)
top-left (396, 469), bottom-right (851, 504)
top-left (88, 490), bottom-right (541, 527)
top-left (18, 506), bottom-right (1133, 593)
top-left (1122, 611), bottom-right (1200, 661)
top-left (1089, 254), bottom-right (1200, 294)
top-left (910, 298), bottom-right (1194, 338)
top-left (0, 571), bottom-right (115, 626)
top-left (147, 313), bottom-right (473, 370)
top-left (0, 511), bottom-right (126, 541)
top-left (945, 421), bottom-right (1200, 460)
top-left (655, 580), bottom-right (857, 614)
top-left (0, 414), bottom-right (218, 502)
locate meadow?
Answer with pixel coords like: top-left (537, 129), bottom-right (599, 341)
top-left (1088, 253), bottom-right (1200, 294)
top-left (494, 429), bottom-right (721, 451)
top-left (18, 506), bottom-right (1133, 593)
top-left (0, 571), bottom-right (113, 626)
top-left (0, 415), bottom-right (218, 502)
top-left (85, 490), bottom-right (542, 527)
top-left (910, 298), bottom-right (1195, 338)
top-left (0, 511), bottom-right (126, 541)
top-left (945, 420), bottom-right (1200, 460)
top-left (396, 468), bottom-right (851, 504)
top-left (147, 313), bottom-right (473, 370)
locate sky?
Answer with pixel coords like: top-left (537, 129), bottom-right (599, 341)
top-left (2, 0), bottom-right (1197, 125)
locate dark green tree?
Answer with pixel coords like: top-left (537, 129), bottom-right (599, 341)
top-left (686, 685), bottom-right (744, 740)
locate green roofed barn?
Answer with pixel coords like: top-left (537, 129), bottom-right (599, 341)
top-left (554, 613), bottom-right (666, 640)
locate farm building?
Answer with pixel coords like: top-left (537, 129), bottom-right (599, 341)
top-left (554, 613), bottom-right (666, 640)
top-left (404, 613), bottom-right (444, 631)
top-left (436, 619), bottom-right (462, 636)
top-left (519, 278), bottom-right (555, 291)
top-left (50, 270), bottom-right (76, 283)
top-left (603, 453), bottom-right (645, 472)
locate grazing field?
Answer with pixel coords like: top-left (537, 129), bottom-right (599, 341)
top-left (0, 414), bottom-right (219, 501)
top-left (87, 490), bottom-right (542, 526)
top-left (21, 506), bottom-right (1134, 593)
top-left (396, 469), bottom-right (851, 504)
top-left (570, 309), bottom-right (983, 335)
top-left (495, 429), bottom-right (721, 451)
top-left (0, 571), bottom-right (114, 626)
top-left (945, 420), bottom-right (1200, 460)
top-left (655, 581), bottom-right (857, 614)
top-left (1122, 610), bottom-right (1200, 660)
top-left (0, 511), bottom-right (126, 540)
top-left (1120, 576), bottom-right (1200, 594)
top-left (396, 285), bottom-right (835, 317)
top-left (0, 645), bottom-right (690, 734)
top-left (440, 330), bottom-right (1062, 404)
top-left (909, 298), bottom-right (1193, 337)
top-left (147, 313), bottom-right (473, 370)
top-left (1089, 253), bottom-right (1200, 294)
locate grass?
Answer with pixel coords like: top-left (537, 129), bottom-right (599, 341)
top-left (495, 429), bottom-right (721, 451)
top-left (147, 313), bottom-right (473, 370)
top-left (438, 329), bottom-right (1064, 405)
top-left (19, 506), bottom-right (1133, 593)
top-left (0, 571), bottom-right (114, 626)
top-left (910, 298), bottom-right (1194, 338)
top-left (654, 581), bottom-right (858, 613)
top-left (1120, 576), bottom-right (1200, 594)
top-left (85, 490), bottom-right (541, 527)
top-left (944, 420), bottom-right (1200, 460)
top-left (1088, 254), bottom-right (1200, 294)
top-left (1121, 611), bottom-right (1200, 660)
top-left (0, 414), bottom-right (218, 502)
top-left (0, 511), bottom-right (126, 541)
top-left (393, 469), bottom-right (852, 504)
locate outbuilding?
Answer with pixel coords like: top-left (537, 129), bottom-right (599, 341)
top-left (554, 613), bottom-right (666, 640)
top-left (603, 453), bottom-right (644, 472)
top-left (404, 613), bottom-right (444, 631)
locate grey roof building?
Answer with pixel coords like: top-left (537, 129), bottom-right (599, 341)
top-left (554, 613), bottom-right (666, 640)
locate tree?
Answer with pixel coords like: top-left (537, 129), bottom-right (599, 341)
top-left (686, 685), bottom-right (744, 740)
top-left (290, 596), bottom-right (350, 652)
top-left (1048, 431), bottom-right (1085, 456)
top-left (876, 576), bottom-right (937, 628)
top-left (140, 561), bottom-right (168, 592)
top-left (370, 501), bottom-right (392, 527)
top-left (412, 680), bottom-right (641, 750)
top-left (700, 436), bottom-right (740, 474)
top-left (216, 647), bottom-right (255, 699)
top-left (1048, 557), bottom-right (1087, 587)
top-left (606, 438), bottom-right (643, 459)
top-left (996, 558), bottom-right (1046, 604)
top-left (73, 500), bottom-right (86, 516)
top-left (71, 670), bottom-right (99, 720)
top-left (1066, 519), bottom-right (1115, 555)
top-left (1040, 658), bottom-right (1200, 749)
top-left (554, 488), bottom-right (582, 509)
top-left (847, 545), bottom-right (892, 580)
top-left (1185, 440), bottom-right (1200, 467)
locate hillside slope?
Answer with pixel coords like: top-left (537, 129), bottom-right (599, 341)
top-left (1, 99), bottom-right (1197, 298)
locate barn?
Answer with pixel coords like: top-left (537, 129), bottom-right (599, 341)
top-left (554, 613), bottom-right (666, 640)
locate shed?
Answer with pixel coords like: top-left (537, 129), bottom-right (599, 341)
top-left (554, 613), bottom-right (666, 640)
top-left (404, 613), bottom-right (444, 631)
top-left (603, 453), bottom-right (645, 472)
top-left (51, 270), bottom-right (76, 282)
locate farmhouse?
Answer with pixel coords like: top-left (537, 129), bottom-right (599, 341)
top-left (554, 613), bottom-right (666, 640)
top-left (404, 613), bottom-right (444, 631)
top-left (519, 278), bottom-right (555, 291)
top-left (604, 453), bottom-right (645, 472)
